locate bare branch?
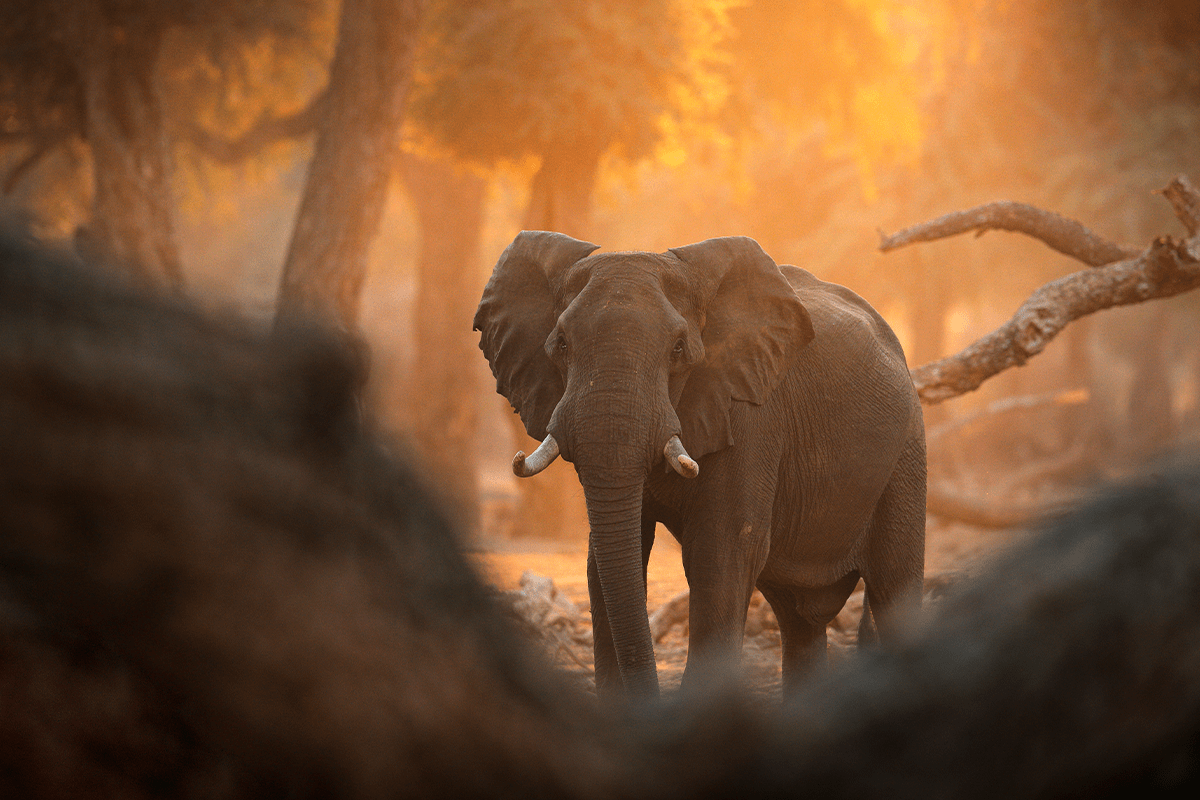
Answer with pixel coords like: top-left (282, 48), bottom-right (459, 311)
top-left (911, 234), bottom-right (1200, 404)
top-left (926, 389), bottom-right (1088, 446)
top-left (879, 201), bottom-right (1140, 266)
top-left (927, 480), bottom-right (1077, 529)
top-left (1159, 174), bottom-right (1200, 236)
top-left (183, 87), bottom-right (328, 164)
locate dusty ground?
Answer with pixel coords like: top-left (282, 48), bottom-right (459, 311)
top-left (468, 517), bottom-right (1028, 697)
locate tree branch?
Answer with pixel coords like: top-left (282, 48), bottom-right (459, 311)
top-left (911, 236), bottom-right (1200, 403)
top-left (926, 480), bottom-right (1077, 529)
top-left (878, 200), bottom-right (1140, 266)
top-left (898, 178), bottom-right (1200, 405)
top-left (183, 87), bottom-right (328, 164)
top-left (926, 389), bottom-right (1088, 445)
top-left (1159, 174), bottom-right (1200, 236)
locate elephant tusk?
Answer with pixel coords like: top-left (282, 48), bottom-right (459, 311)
top-left (512, 434), bottom-right (560, 477)
top-left (664, 435), bottom-right (699, 479)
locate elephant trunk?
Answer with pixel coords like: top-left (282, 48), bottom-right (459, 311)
top-left (549, 359), bottom-right (684, 698)
top-left (578, 469), bottom-right (659, 699)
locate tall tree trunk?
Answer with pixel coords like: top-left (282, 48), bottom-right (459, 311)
top-left (74, 10), bottom-right (182, 288)
top-left (276, 0), bottom-right (425, 331)
top-left (506, 144), bottom-right (605, 539)
top-left (910, 250), bottom-right (950, 427)
top-left (521, 146), bottom-right (605, 235)
top-left (401, 153), bottom-right (486, 534)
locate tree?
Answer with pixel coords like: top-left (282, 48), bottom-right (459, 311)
top-left (275, 0), bottom-right (426, 331)
top-left (0, 0), bottom-right (323, 287)
top-left (398, 152), bottom-right (487, 533)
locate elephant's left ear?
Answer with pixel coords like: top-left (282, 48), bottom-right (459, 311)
top-left (668, 236), bottom-right (814, 459)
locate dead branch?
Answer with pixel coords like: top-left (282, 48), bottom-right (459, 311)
top-left (908, 234), bottom-right (1200, 404)
top-left (878, 201), bottom-right (1141, 266)
top-left (896, 178), bottom-right (1200, 405)
top-left (1160, 174), bottom-right (1200, 236)
top-left (546, 628), bottom-right (595, 673)
top-left (891, 177), bottom-right (1200, 526)
top-left (926, 480), bottom-right (1079, 529)
top-left (926, 388), bottom-right (1088, 446)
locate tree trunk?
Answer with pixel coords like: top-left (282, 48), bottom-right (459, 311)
top-left (521, 146), bottom-right (605, 236)
top-left (401, 153), bottom-right (486, 534)
top-left (276, 0), bottom-right (425, 331)
top-left (74, 11), bottom-right (183, 288)
top-left (507, 144), bottom-right (605, 539)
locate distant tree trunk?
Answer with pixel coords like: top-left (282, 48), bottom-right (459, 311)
top-left (909, 252), bottom-right (950, 426)
top-left (401, 153), bottom-right (486, 533)
top-left (73, 10), bottom-right (183, 288)
top-left (276, 0), bottom-right (425, 331)
top-left (506, 143), bottom-right (605, 539)
top-left (910, 255), bottom-right (949, 368)
top-left (521, 145), bottom-right (605, 236)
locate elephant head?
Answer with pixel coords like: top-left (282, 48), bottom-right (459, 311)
top-left (474, 231), bottom-right (814, 696)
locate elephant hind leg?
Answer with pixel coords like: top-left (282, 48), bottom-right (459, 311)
top-left (861, 430), bottom-right (927, 644)
top-left (761, 572), bottom-right (860, 692)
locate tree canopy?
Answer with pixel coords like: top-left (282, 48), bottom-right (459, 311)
top-left (407, 0), bottom-right (735, 169)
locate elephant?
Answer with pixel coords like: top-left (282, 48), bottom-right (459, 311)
top-left (474, 231), bottom-right (927, 698)
top-left (8, 220), bottom-right (1200, 797)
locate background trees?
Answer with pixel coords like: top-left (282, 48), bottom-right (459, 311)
top-left (0, 0), bottom-right (326, 286)
top-left (3, 0), bottom-right (1198, 537)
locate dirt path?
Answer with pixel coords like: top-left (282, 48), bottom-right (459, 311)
top-left (468, 518), bottom-right (1026, 696)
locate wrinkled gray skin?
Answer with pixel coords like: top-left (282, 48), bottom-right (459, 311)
top-left (475, 232), bottom-right (926, 699)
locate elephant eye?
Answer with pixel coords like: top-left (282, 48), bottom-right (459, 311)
top-left (671, 339), bottom-right (685, 359)
top-left (556, 334), bottom-right (568, 354)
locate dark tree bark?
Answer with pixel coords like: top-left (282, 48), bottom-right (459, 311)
top-left (72, 7), bottom-right (183, 288)
top-left (401, 153), bottom-right (487, 533)
top-left (276, 0), bottom-right (425, 331)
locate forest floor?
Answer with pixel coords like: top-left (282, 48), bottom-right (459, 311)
top-left (468, 516), bottom-right (1031, 698)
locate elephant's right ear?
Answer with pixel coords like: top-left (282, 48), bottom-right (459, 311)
top-left (474, 231), bottom-right (600, 440)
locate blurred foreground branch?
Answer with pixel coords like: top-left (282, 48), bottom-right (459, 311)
top-left (892, 175), bottom-right (1200, 405)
